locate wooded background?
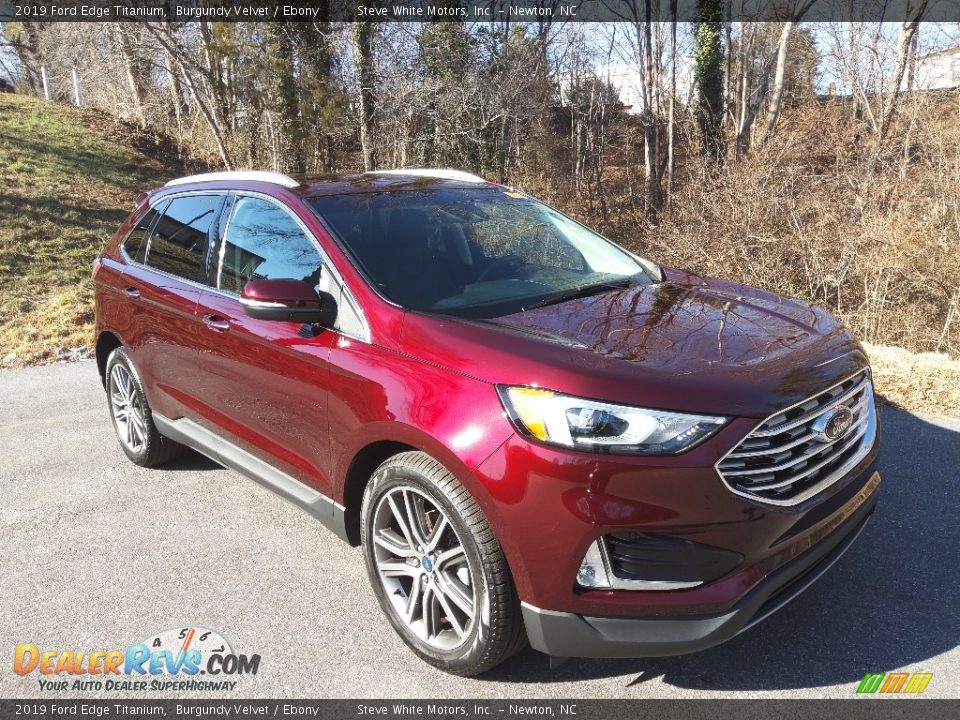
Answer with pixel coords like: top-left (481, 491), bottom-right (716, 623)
top-left (2, 6), bottom-right (959, 359)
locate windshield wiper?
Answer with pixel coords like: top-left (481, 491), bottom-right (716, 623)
top-left (521, 277), bottom-right (632, 312)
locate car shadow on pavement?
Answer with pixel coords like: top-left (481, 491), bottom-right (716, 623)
top-left (487, 407), bottom-right (960, 691)
top-left (160, 448), bottom-right (221, 472)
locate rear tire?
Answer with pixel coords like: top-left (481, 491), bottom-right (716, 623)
top-left (105, 347), bottom-right (184, 467)
top-left (361, 451), bottom-right (526, 676)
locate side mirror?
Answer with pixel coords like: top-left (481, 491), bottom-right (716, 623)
top-left (240, 279), bottom-right (337, 327)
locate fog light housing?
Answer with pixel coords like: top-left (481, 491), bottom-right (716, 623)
top-left (576, 540), bottom-right (611, 588)
top-left (576, 534), bottom-right (744, 591)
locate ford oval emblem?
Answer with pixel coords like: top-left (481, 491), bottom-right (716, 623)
top-left (811, 405), bottom-right (854, 442)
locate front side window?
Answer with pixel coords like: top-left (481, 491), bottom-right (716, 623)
top-left (309, 189), bottom-right (651, 317)
top-left (219, 196), bottom-right (366, 338)
top-left (219, 197), bottom-right (324, 293)
top-left (145, 195), bottom-right (220, 283)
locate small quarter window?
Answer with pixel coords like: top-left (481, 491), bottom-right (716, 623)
top-left (123, 202), bottom-right (165, 264)
top-left (146, 195), bottom-right (220, 283)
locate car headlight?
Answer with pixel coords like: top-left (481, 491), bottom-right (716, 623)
top-left (496, 386), bottom-right (728, 455)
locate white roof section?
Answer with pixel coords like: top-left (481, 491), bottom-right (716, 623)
top-left (904, 45), bottom-right (960, 91)
top-left (370, 168), bottom-right (488, 183)
top-left (165, 171), bottom-right (300, 189)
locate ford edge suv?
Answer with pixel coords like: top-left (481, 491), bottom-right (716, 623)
top-left (93, 169), bottom-right (880, 676)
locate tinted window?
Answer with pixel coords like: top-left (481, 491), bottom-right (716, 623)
top-left (219, 197), bottom-right (323, 294)
top-left (146, 195), bottom-right (220, 283)
top-left (123, 202), bottom-right (166, 264)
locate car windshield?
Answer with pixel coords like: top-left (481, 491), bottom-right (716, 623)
top-left (309, 188), bottom-right (652, 318)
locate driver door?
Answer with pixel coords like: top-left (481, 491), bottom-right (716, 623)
top-left (192, 194), bottom-right (344, 496)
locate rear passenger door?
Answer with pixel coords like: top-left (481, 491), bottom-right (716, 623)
top-left (121, 193), bottom-right (225, 420)
top-left (192, 194), bottom-right (356, 497)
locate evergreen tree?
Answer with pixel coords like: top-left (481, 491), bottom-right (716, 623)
top-left (693, 0), bottom-right (725, 163)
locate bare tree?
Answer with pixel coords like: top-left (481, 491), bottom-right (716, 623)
top-left (755, 0), bottom-right (817, 148)
top-left (143, 22), bottom-right (233, 168)
top-left (113, 24), bottom-right (147, 127)
top-left (666, 2), bottom-right (678, 200)
top-left (734, 31), bottom-right (776, 159)
top-left (612, 0), bottom-right (663, 214)
top-left (876, 2), bottom-right (929, 144)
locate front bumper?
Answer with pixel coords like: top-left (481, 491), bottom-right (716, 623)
top-left (521, 471), bottom-right (879, 658)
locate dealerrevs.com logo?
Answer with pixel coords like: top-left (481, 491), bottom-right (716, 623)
top-left (13, 626), bottom-right (260, 692)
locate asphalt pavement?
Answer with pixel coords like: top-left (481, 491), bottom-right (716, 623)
top-left (1, 361), bottom-right (958, 699)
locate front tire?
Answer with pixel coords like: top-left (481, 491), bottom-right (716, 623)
top-left (105, 347), bottom-right (184, 467)
top-left (361, 451), bottom-right (526, 676)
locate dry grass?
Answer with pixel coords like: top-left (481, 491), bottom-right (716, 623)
top-left (642, 99), bottom-right (960, 359)
top-left (865, 343), bottom-right (960, 419)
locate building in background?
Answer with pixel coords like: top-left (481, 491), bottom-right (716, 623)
top-left (907, 45), bottom-right (960, 91)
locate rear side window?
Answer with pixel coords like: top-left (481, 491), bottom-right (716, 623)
top-left (145, 195), bottom-right (221, 283)
top-left (122, 202), bottom-right (165, 264)
top-left (219, 197), bottom-right (323, 293)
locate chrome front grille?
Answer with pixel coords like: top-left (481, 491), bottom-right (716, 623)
top-left (717, 370), bottom-right (876, 506)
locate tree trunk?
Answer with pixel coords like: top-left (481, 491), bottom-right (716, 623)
top-left (693, 0), bottom-right (725, 163)
top-left (7, 22), bottom-right (46, 92)
top-left (114, 24), bottom-right (147, 128)
top-left (352, 21), bottom-right (378, 172)
top-left (667, 0), bottom-right (677, 200)
top-left (735, 17), bottom-right (747, 137)
top-left (634, 0), bottom-right (661, 214)
top-left (161, 4), bottom-right (186, 118)
top-left (755, 21), bottom-right (795, 148)
top-left (162, 49), bottom-right (185, 128)
top-left (160, 15), bottom-right (187, 138)
top-left (197, 21), bottom-right (229, 130)
top-left (756, 2), bottom-right (816, 147)
top-left (876, 6), bottom-right (927, 144)
top-left (723, 3), bottom-right (732, 130)
top-left (736, 48), bottom-right (777, 159)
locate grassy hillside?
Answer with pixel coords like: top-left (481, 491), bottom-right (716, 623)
top-left (0, 94), bottom-right (195, 365)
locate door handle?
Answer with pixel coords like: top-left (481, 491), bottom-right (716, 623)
top-left (202, 314), bottom-right (231, 332)
top-left (123, 286), bottom-right (140, 299)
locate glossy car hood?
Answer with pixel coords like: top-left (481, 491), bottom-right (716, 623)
top-left (486, 268), bottom-right (840, 373)
top-left (400, 268), bottom-right (868, 418)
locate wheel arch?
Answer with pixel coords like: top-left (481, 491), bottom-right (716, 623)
top-left (338, 427), bottom-right (512, 560)
top-left (341, 439), bottom-right (418, 545)
top-left (95, 331), bottom-right (123, 388)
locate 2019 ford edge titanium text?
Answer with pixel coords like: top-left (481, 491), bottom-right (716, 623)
top-left (93, 169), bottom-right (880, 676)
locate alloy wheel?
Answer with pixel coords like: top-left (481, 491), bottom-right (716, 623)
top-left (371, 485), bottom-right (478, 651)
top-left (109, 364), bottom-right (147, 454)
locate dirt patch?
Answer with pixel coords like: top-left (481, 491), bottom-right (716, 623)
top-left (75, 106), bottom-right (213, 176)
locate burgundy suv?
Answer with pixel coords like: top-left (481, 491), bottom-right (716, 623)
top-left (93, 169), bottom-right (880, 675)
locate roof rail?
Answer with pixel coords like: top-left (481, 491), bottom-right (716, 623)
top-left (165, 171), bottom-right (300, 189)
top-left (370, 168), bottom-right (488, 184)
